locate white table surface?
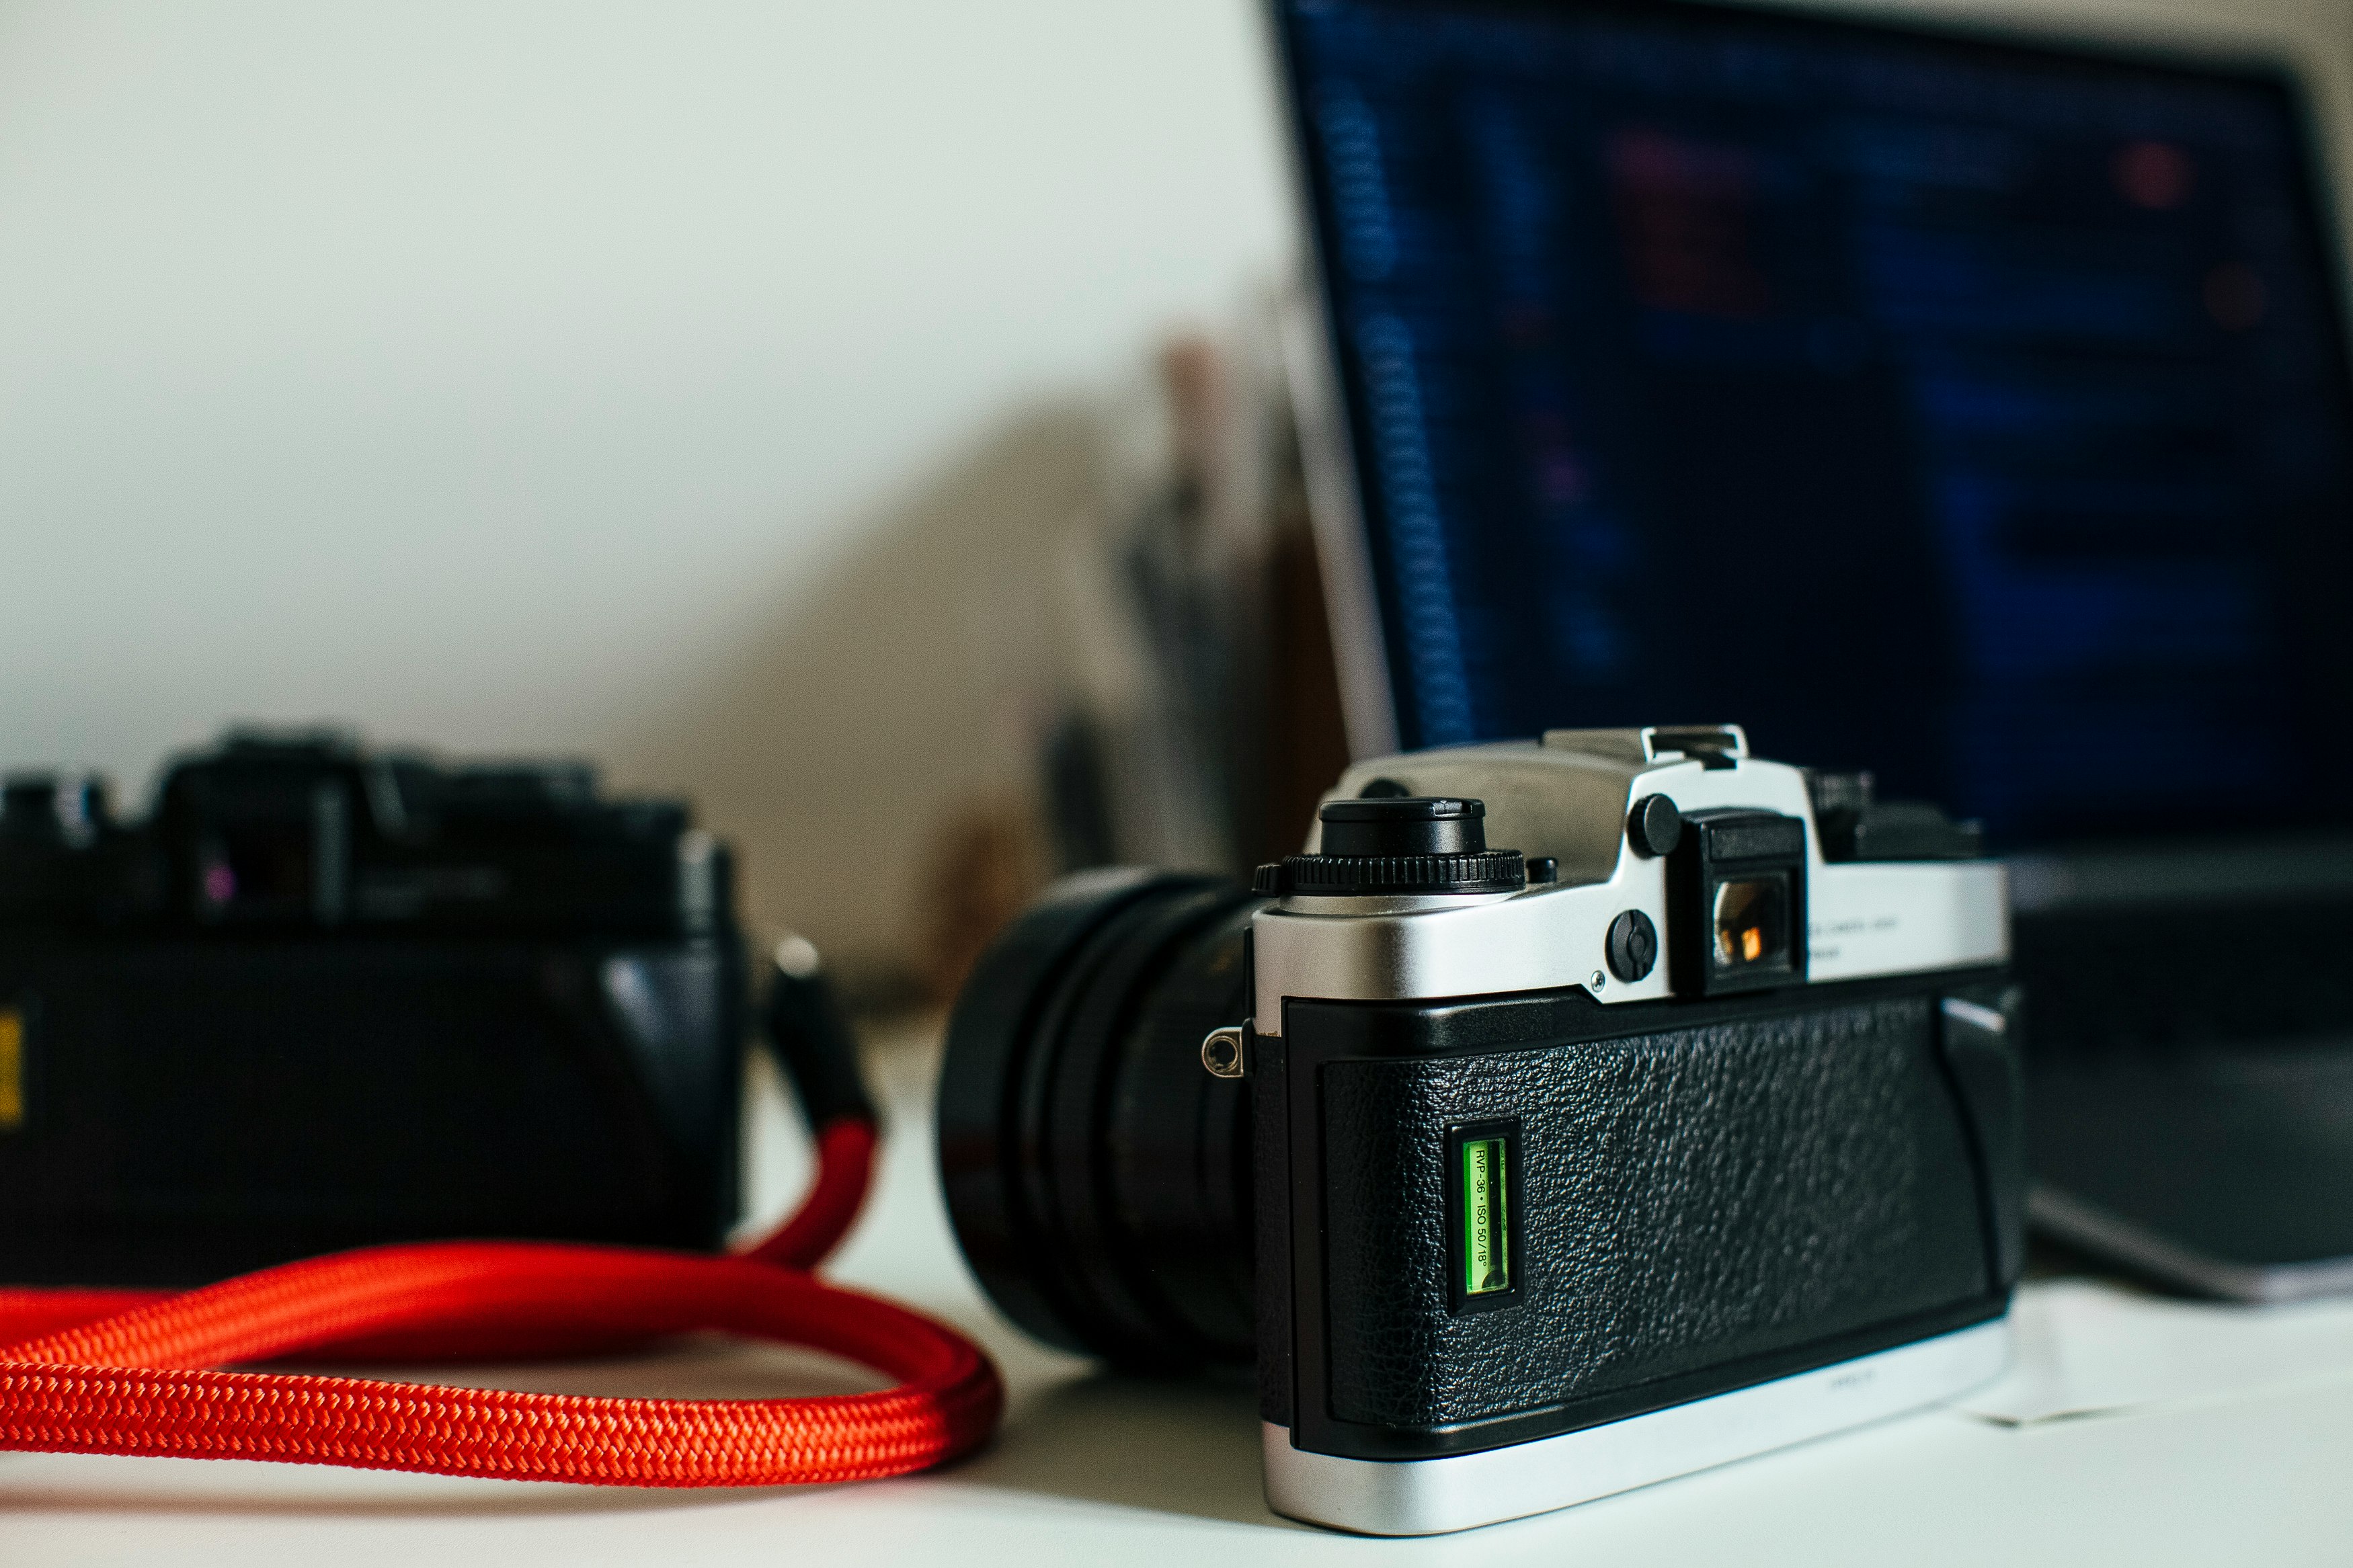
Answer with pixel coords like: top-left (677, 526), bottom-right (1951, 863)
top-left (6, 1021), bottom-right (2349, 1566)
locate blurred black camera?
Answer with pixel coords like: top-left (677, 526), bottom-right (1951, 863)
top-left (0, 730), bottom-right (748, 1286)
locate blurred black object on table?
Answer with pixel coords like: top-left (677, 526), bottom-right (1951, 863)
top-left (0, 729), bottom-right (750, 1285)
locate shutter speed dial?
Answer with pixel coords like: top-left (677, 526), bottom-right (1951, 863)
top-left (1254, 796), bottom-right (1527, 897)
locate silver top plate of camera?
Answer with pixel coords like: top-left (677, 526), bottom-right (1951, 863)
top-left (1252, 725), bottom-right (2006, 1032)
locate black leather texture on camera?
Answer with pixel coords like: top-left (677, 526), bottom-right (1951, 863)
top-left (1283, 981), bottom-right (2010, 1454)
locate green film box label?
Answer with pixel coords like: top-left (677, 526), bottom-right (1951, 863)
top-left (1462, 1137), bottom-right (1510, 1295)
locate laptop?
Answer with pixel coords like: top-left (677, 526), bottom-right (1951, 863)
top-left (1270, 0), bottom-right (2353, 1298)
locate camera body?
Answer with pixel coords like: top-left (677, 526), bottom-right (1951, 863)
top-left (938, 725), bottom-right (2020, 1536)
top-left (1237, 727), bottom-right (2018, 1532)
top-left (0, 731), bottom-right (746, 1285)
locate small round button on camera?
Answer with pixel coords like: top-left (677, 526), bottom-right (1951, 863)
top-left (1626, 794), bottom-right (1683, 858)
top-left (1606, 909), bottom-right (1660, 982)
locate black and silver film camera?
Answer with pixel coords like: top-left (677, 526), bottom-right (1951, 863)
top-left (0, 730), bottom-right (749, 1285)
top-left (941, 726), bottom-right (2022, 1534)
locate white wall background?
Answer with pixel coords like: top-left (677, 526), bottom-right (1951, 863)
top-left (1, 0), bottom-right (2347, 963)
top-left (0, 0), bottom-right (1293, 788)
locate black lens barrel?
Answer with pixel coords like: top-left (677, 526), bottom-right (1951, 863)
top-left (937, 870), bottom-right (1261, 1370)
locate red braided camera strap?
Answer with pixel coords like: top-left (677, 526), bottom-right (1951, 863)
top-left (0, 1118), bottom-right (1004, 1485)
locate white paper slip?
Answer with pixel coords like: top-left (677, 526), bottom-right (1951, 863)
top-left (1958, 1278), bottom-right (2353, 1427)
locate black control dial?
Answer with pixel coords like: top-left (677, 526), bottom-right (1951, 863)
top-left (1252, 796), bottom-right (1527, 897)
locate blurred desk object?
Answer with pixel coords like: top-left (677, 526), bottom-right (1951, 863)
top-left (3, 1020), bottom-right (2348, 1567)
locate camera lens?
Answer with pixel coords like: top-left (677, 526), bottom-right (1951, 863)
top-left (1712, 875), bottom-right (1790, 969)
top-left (937, 870), bottom-right (1261, 1370)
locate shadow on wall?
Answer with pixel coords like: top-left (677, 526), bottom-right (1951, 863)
top-left (597, 401), bottom-right (1113, 1005)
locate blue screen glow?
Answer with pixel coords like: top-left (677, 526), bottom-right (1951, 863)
top-left (1281, 0), bottom-right (2353, 846)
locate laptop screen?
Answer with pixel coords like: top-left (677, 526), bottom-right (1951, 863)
top-left (1277, 0), bottom-right (2353, 849)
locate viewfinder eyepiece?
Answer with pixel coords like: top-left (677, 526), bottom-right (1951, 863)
top-left (1669, 809), bottom-right (1808, 996)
